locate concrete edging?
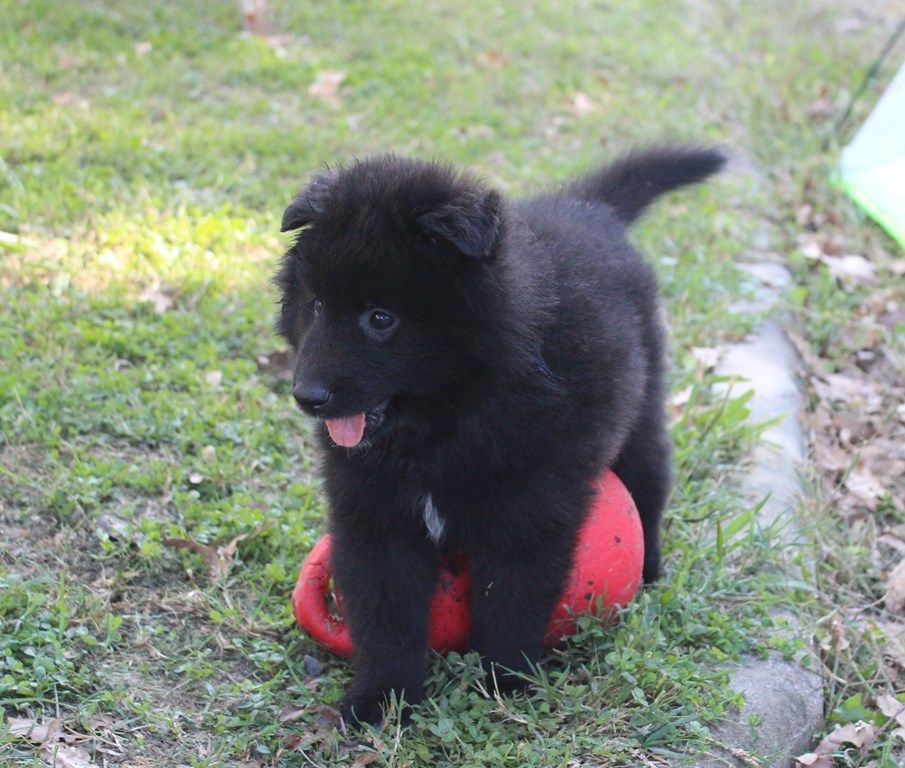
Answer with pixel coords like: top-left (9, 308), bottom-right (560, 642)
top-left (683, 261), bottom-right (825, 766)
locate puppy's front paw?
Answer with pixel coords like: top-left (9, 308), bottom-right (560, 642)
top-left (339, 690), bottom-right (386, 727)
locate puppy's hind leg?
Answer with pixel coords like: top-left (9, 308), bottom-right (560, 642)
top-left (612, 412), bottom-right (672, 584)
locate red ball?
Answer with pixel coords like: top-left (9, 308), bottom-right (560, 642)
top-left (292, 469), bottom-right (643, 657)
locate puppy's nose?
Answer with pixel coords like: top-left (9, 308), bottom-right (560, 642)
top-left (293, 383), bottom-right (333, 411)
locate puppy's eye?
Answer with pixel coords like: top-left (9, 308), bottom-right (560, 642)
top-left (312, 298), bottom-right (323, 315)
top-left (369, 310), bottom-right (397, 331)
top-left (359, 308), bottom-right (400, 340)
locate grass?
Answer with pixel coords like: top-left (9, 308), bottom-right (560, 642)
top-left (1, 0), bottom-right (902, 765)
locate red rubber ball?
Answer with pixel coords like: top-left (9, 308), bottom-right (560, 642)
top-left (292, 468), bottom-right (643, 657)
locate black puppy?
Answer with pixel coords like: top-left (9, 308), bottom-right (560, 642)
top-left (275, 146), bottom-right (723, 725)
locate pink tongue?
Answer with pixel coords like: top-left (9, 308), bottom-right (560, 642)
top-left (325, 413), bottom-right (366, 447)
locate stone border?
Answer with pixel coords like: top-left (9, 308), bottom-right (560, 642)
top-left (681, 260), bottom-right (825, 766)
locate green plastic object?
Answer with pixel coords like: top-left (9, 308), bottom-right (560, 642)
top-left (839, 63), bottom-right (905, 250)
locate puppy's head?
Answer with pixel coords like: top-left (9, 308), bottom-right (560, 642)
top-left (275, 155), bottom-right (505, 449)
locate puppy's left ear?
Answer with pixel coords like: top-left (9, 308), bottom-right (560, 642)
top-left (417, 190), bottom-right (503, 259)
top-left (281, 170), bottom-right (338, 232)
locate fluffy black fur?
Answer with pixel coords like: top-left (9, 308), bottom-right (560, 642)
top-left (275, 146), bottom-right (724, 725)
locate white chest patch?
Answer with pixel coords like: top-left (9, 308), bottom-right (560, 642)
top-left (421, 494), bottom-right (445, 544)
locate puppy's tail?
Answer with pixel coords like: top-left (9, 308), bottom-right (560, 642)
top-left (569, 145), bottom-right (726, 225)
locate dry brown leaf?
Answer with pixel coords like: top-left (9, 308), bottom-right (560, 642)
top-left (829, 615), bottom-right (850, 652)
top-left (886, 557), bottom-right (905, 613)
top-left (569, 92), bottom-right (596, 117)
top-left (309, 71), bottom-right (346, 106)
top-left (39, 745), bottom-right (98, 768)
top-left (139, 285), bottom-right (177, 314)
top-left (240, 0), bottom-right (271, 34)
top-left (813, 441), bottom-right (853, 474)
top-left (812, 373), bottom-right (876, 404)
top-left (477, 50), bottom-right (510, 69)
top-left (350, 752), bottom-right (379, 768)
top-left (823, 721), bottom-right (877, 749)
top-left (162, 531), bottom-right (250, 583)
top-left (795, 753), bottom-right (833, 768)
top-left (844, 464), bottom-right (886, 509)
top-left (312, 703), bottom-right (342, 727)
top-left (9, 717), bottom-right (60, 744)
top-left (797, 721), bottom-right (879, 767)
top-left (821, 254), bottom-right (877, 285)
top-left (878, 531), bottom-right (905, 555)
top-left (283, 734), bottom-right (303, 750)
top-left (278, 704), bottom-right (308, 724)
top-left (877, 693), bottom-right (905, 725)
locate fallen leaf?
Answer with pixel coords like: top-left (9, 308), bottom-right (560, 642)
top-left (844, 464), bottom-right (886, 509)
top-left (279, 704), bottom-right (308, 724)
top-left (240, 0), bottom-right (271, 34)
top-left (309, 71), bottom-right (346, 106)
top-left (162, 531), bottom-right (251, 583)
top-left (350, 753), bottom-right (379, 768)
top-left (96, 514), bottom-right (130, 540)
top-left (139, 285), bottom-right (178, 314)
top-left (824, 721), bottom-right (877, 749)
top-left (813, 441), bottom-right (852, 474)
top-left (800, 238), bottom-right (824, 260)
top-left (797, 721), bottom-right (879, 768)
top-left (39, 745), bottom-right (98, 768)
top-left (821, 254), bottom-right (876, 285)
top-left (828, 615), bottom-right (850, 652)
top-left (477, 50), bottom-right (510, 69)
top-left (811, 373), bottom-right (881, 411)
top-left (312, 703), bottom-right (342, 728)
top-left (569, 92), bottom-right (596, 117)
top-left (283, 734), bottom-right (303, 750)
top-left (886, 557), bottom-right (905, 612)
top-left (877, 693), bottom-right (905, 725)
top-left (9, 717), bottom-right (59, 744)
top-left (794, 753), bottom-right (832, 768)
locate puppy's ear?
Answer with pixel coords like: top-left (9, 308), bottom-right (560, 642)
top-left (281, 170), bottom-right (338, 232)
top-left (417, 190), bottom-right (503, 259)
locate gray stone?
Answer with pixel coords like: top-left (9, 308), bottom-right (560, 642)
top-left (671, 263), bottom-right (826, 766)
top-left (697, 656), bottom-right (825, 768)
top-left (714, 319), bottom-right (807, 534)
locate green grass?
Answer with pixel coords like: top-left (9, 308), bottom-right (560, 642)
top-left (1, 0), bottom-right (902, 765)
